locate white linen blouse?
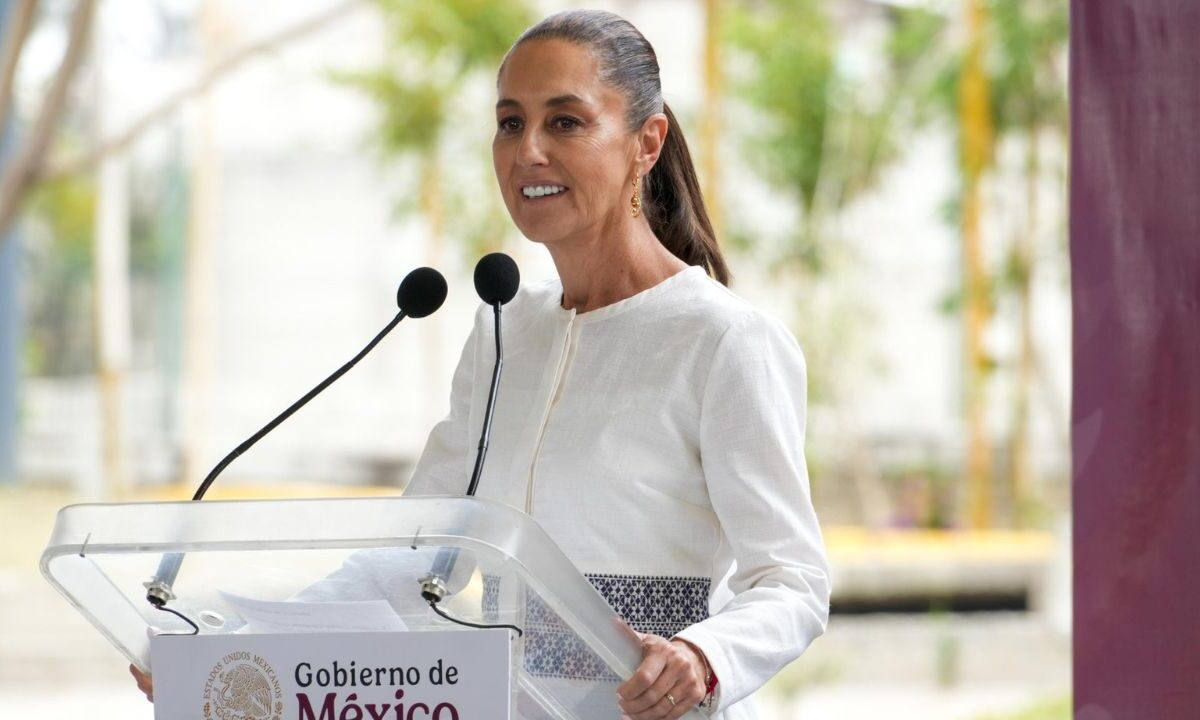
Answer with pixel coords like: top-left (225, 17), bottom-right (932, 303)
top-left (402, 264), bottom-right (831, 718)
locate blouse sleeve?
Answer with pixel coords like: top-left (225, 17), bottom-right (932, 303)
top-left (672, 311), bottom-right (831, 713)
top-left (402, 306), bottom-right (481, 497)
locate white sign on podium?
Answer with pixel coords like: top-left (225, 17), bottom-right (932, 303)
top-left (151, 628), bottom-right (512, 720)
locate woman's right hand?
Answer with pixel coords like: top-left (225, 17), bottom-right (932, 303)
top-left (129, 664), bottom-right (154, 702)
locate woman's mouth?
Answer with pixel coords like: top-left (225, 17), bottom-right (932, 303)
top-left (521, 184), bottom-right (569, 200)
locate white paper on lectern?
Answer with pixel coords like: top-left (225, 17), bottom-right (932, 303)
top-left (219, 590), bottom-right (409, 633)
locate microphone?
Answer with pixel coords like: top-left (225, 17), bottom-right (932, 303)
top-left (467, 253), bottom-right (519, 496)
top-left (473, 251), bottom-right (520, 305)
top-left (144, 267), bottom-right (448, 609)
top-left (420, 253), bottom-right (519, 603)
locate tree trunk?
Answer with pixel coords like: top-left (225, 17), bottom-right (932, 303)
top-left (0, 0), bottom-right (95, 240)
top-left (0, 0), bottom-right (37, 126)
top-left (1009, 125), bottom-right (1040, 525)
top-left (0, 0), bottom-right (365, 245)
top-left (960, 0), bottom-right (994, 529)
top-left (700, 0), bottom-right (723, 239)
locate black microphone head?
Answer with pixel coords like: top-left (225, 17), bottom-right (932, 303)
top-left (396, 267), bottom-right (447, 318)
top-left (474, 252), bottom-right (520, 305)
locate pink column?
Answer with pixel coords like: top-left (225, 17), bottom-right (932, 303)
top-left (1070, 2), bottom-right (1200, 718)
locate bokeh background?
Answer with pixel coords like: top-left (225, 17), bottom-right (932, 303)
top-left (0, 0), bottom-right (1071, 717)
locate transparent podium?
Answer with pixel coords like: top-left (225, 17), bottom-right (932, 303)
top-left (40, 495), bottom-right (705, 719)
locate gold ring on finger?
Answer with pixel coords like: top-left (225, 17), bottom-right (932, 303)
top-left (667, 694), bottom-right (677, 706)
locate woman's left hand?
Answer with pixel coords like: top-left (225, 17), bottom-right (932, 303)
top-left (617, 632), bottom-right (708, 719)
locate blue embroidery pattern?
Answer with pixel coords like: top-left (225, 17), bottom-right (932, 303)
top-left (482, 574), bottom-right (502, 624)
top-left (587, 574), bottom-right (711, 639)
top-left (483, 573), bottom-right (711, 682)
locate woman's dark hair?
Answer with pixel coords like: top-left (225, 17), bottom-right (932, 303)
top-left (503, 10), bottom-right (730, 286)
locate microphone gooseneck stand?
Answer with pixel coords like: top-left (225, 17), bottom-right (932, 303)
top-left (419, 254), bottom-right (522, 637)
top-left (467, 301), bottom-right (504, 498)
top-left (143, 267), bottom-right (449, 628)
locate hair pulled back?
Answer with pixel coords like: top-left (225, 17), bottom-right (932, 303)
top-left (504, 10), bottom-right (730, 285)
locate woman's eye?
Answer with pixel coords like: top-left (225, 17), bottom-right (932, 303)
top-left (497, 117), bottom-right (522, 133)
top-left (552, 116), bottom-right (580, 130)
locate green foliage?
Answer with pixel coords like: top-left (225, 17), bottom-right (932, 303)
top-left (335, 0), bottom-right (529, 155)
top-left (914, 0), bottom-right (1068, 379)
top-left (924, 0), bottom-right (1068, 151)
top-left (727, 0), bottom-right (945, 273)
top-left (27, 176), bottom-right (95, 276)
top-left (932, 0), bottom-right (1069, 169)
top-left (335, 0), bottom-right (534, 256)
top-left (333, 71), bottom-right (447, 154)
top-left (724, 1), bottom-right (947, 432)
top-left (24, 176), bottom-right (98, 375)
top-left (22, 136), bottom-right (179, 377)
top-left (988, 0), bottom-right (1069, 134)
top-left (727, 0), bottom-right (832, 216)
top-left (376, 0), bottom-right (530, 73)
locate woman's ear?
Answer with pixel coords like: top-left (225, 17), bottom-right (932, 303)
top-left (636, 113), bottom-right (669, 174)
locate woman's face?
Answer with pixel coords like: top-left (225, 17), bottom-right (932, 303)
top-left (493, 39), bottom-right (642, 246)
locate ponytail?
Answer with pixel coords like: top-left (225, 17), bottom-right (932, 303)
top-left (645, 103), bottom-right (730, 286)
top-left (507, 10), bottom-right (731, 285)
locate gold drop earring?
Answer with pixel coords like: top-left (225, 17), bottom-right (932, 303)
top-left (630, 175), bottom-right (642, 218)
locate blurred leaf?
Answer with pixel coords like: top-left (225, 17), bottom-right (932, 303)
top-left (938, 288), bottom-right (963, 315)
top-left (332, 70), bottom-right (447, 153)
top-left (999, 245), bottom-right (1031, 290)
top-left (727, 0), bottom-right (949, 266)
top-left (24, 175), bottom-right (98, 375)
top-left (334, 0), bottom-right (534, 256)
top-left (988, 0), bottom-right (1069, 134)
top-left (727, 0), bottom-right (833, 214)
top-left (373, 0), bottom-right (530, 73)
top-left (27, 175), bottom-right (95, 274)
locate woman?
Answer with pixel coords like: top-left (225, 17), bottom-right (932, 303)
top-left (134, 10), bottom-right (830, 719)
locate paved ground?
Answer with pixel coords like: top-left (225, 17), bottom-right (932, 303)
top-left (0, 486), bottom-right (1070, 719)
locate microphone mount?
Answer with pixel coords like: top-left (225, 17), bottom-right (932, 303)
top-left (420, 254), bottom-right (519, 605)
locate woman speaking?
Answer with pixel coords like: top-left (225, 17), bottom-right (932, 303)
top-left (134, 9), bottom-right (830, 720)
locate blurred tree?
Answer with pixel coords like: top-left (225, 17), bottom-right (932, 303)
top-left (332, 0), bottom-right (534, 261)
top-left (725, 0), bottom-right (944, 524)
top-left (0, 0), bottom-right (366, 244)
top-left (988, 0), bottom-right (1068, 525)
top-left (727, 0), bottom-right (943, 272)
top-left (926, 0), bottom-right (1068, 527)
top-left (0, 0), bottom-right (95, 242)
top-left (2, 0), bottom-right (370, 493)
top-left (959, 0), bottom-right (995, 530)
top-left (733, 0), bottom-right (1069, 529)
top-left (700, 0), bottom-right (724, 240)
top-left (23, 173), bottom-right (96, 376)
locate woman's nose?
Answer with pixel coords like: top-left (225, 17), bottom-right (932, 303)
top-left (516, 126), bottom-right (549, 167)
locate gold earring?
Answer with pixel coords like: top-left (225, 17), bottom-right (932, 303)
top-left (630, 175), bottom-right (642, 218)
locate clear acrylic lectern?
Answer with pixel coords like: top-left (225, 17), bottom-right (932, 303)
top-left (40, 495), bottom-right (705, 719)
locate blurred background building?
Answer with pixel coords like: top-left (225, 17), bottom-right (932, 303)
top-left (0, 0), bottom-right (1071, 717)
